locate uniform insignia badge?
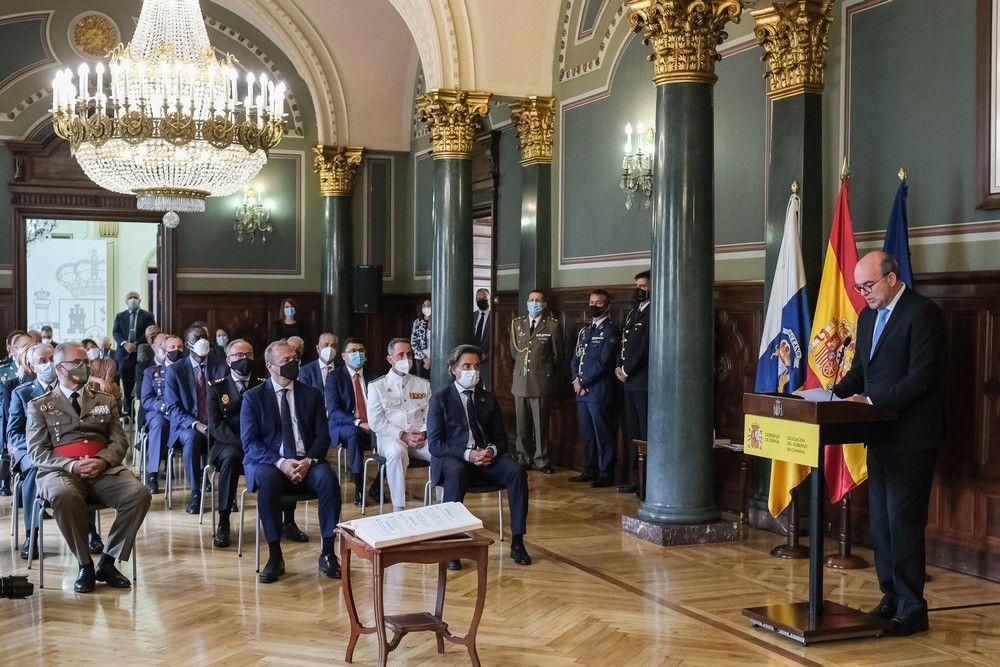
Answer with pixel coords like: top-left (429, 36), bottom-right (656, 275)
top-left (221, 394), bottom-right (230, 405)
top-left (40, 404), bottom-right (48, 412)
top-left (92, 404), bottom-right (111, 415)
top-left (409, 392), bottom-right (426, 399)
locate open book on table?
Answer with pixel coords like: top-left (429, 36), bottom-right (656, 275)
top-left (339, 502), bottom-right (483, 549)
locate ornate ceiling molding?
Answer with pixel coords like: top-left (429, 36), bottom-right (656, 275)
top-left (557, 0), bottom-right (631, 83)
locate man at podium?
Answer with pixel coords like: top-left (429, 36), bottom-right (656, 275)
top-left (833, 251), bottom-right (945, 637)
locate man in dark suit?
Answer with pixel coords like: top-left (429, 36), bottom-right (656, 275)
top-left (112, 291), bottom-right (156, 422)
top-left (472, 288), bottom-right (492, 390)
top-left (0, 331), bottom-right (30, 497)
top-left (427, 344), bottom-right (531, 569)
top-left (140, 333), bottom-right (181, 494)
top-left (132, 325), bottom-right (162, 428)
top-left (571, 289), bottom-right (620, 487)
top-left (833, 251), bottom-right (945, 637)
top-left (615, 271), bottom-right (650, 495)
top-left (241, 340), bottom-right (341, 583)
top-left (325, 337), bottom-right (378, 506)
top-left (299, 332), bottom-right (340, 394)
top-left (165, 325), bottom-right (227, 513)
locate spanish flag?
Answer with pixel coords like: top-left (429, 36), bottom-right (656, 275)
top-left (804, 176), bottom-right (869, 502)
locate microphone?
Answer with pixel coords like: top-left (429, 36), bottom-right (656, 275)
top-left (828, 335), bottom-right (852, 401)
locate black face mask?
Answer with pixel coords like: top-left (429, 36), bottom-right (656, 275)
top-left (166, 350), bottom-right (184, 363)
top-left (589, 305), bottom-right (606, 318)
top-left (634, 288), bottom-right (649, 302)
top-left (279, 360), bottom-right (300, 382)
top-left (476, 299), bottom-right (489, 311)
top-left (231, 358), bottom-right (252, 376)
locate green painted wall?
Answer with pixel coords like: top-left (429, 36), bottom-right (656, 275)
top-left (496, 125), bottom-right (522, 269)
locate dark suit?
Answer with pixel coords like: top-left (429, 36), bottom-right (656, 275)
top-left (427, 384), bottom-right (528, 535)
top-left (572, 317), bottom-right (620, 479)
top-left (164, 355), bottom-right (227, 493)
top-left (324, 365), bottom-right (377, 476)
top-left (833, 287), bottom-right (945, 621)
top-left (6, 379), bottom-right (52, 530)
top-left (619, 304), bottom-right (650, 483)
top-left (207, 373), bottom-right (260, 514)
top-left (240, 380), bottom-right (340, 543)
top-left (140, 364), bottom-right (177, 475)
top-left (112, 307), bottom-right (156, 415)
top-left (299, 360), bottom-right (334, 395)
top-left (473, 308), bottom-right (492, 389)
top-left (133, 343), bottom-right (155, 428)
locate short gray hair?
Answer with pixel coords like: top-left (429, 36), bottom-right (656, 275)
top-left (53, 341), bottom-right (83, 364)
top-left (265, 340), bottom-right (292, 365)
top-left (28, 342), bottom-right (53, 364)
top-left (446, 344), bottom-right (482, 371)
top-left (386, 337), bottom-right (411, 355)
top-left (225, 338), bottom-right (252, 356)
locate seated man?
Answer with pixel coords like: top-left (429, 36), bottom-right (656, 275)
top-left (26, 342), bottom-right (151, 592)
top-left (298, 332), bottom-right (339, 394)
top-left (139, 333), bottom-right (176, 493)
top-left (427, 344), bottom-right (531, 569)
top-left (241, 341), bottom-right (341, 583)
top-left (366, 338), bottom-right (432, 511)
top-left (325, 338), bottom-right (378, 506)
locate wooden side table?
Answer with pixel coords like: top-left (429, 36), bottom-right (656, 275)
top-left (336, 527), bottom-right (495, 666)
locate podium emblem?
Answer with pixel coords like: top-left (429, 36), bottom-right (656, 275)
top-left (773, 399), bottom-right (783, 417)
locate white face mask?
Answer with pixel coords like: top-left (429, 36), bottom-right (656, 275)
top-left (421, 306), bottom-right (432, 318)
top-left (393, 358), bottom-right (412, 375)
top-left (86, 348), bottom-right (101, 361)
top-left (192, 338), bottom-right (211, 357)
top-left (154, 348), bottom-right (166, 364)
top-left (455, 369), bottom-right (479, 390)
top-left (319, 346), bottom-right (335, 364)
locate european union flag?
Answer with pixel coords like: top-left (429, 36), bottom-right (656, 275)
top-left (882, 180), bottom-right (913, 288)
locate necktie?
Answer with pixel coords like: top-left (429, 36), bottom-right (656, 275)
top-left (463, 390), bottom-right (487, 450)
top-left (529, 319), bottom-right (536, 336)
top-left (195, 364), bottom-right (207, 422)
top-left (475, 313), bottom-right (486, 345)
top-left (279, 388), bottom-right (297, 459)
top-left (321, 365), bottom-right (328, 387)
top-left (70, 391), bottom-right (81, 416)
top-left (870, 308), bottom-right (890, 358)
top-left (128, 311), bottom-right (137, 342)
top-left (353, 372), bottom-right (368, 423)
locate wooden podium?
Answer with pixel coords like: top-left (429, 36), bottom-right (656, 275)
top-left (740, 392), bottom-right (896, 645)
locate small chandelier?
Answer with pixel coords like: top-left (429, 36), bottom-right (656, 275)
top-left (50, 0), bottom-right (287, 214)
top-left (620, 122), bottom-right (654, 210)
top-left (234, 185), bottom-right (271, 243)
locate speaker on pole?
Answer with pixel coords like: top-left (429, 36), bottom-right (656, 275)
top-left (352, 265), bottom-right (382, 313)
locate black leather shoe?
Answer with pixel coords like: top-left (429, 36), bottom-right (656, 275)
top-left (885, 615), bottom-right (929, 636)
top-left (20, 536), bottom-right (38, 561)
top-left (259, 557), bottom-right (285, 584)
top-left (0, 481), bottom-right (10, 497)
top-left (510, 544), bottom-right (533, 566)
top-left (95, 562), bottom-right (132, 588)
top-left (185, 494), bottom-right (202, 514)
top-left (447, 559), bottom-right (462, 571)
top-left (870, 598), bottom-right (896, 620)
top-left (281, 521), bottom-right (309, 543)
top-left (591, 478), bottom-right (614, 488)
top-left (318, 553), bottom-right (341, 579)
top-left (569, 473), bottom-right (596, 483)
top-left (539, 465), bottom-right (555, 475)
top-left (354, 489), bottom-right (373, 507)
top-left (213, 523), bottom-right (231, 548)
top-left (87, 530), bottom-right (105, 554)
top-left (145, 474), bottom-right (160, 495)
top-left (74, 565), bottom-right (96, 593)
top-left (617, 483), bottom-right (639, 494)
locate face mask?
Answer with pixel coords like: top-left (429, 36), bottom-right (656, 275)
top-left (166, 350), bottom-right (184, 363)
top-left (589, 305), bottom-right (606, 318)
top-left (319, 347), bottom-right (335, 364)
top-left (86, 348), bottom-right (100, 361)
top-left (192, 338), bottom-right (211, 357)
top-left (455, 369), bottom-right (479, 390)
top-left (41, 337), bottom-right (52, 345)
top-left (393, 358), bottom-right (412, 375)
top-left (231, 358), bottom-right (252, 376)
top-left (66, 363), bottom-right (90, 386)
top-left (283, 306), bottom-right (296, 318)
top-left (127, 298), bottom-right (140, 311)
top-left (155, 348), bottom-right (166, 364)
top-left (634, 288), bottom-right (649, 302)
top-left (421, 306), bottom-right (432, 318)
top-left (476, 299), bottom-right (489, 311)
top-left (526, 301), bottom-right (543, 316)
top-left (346, 351), bottom-right (366, 368)
top-left (278, 359), bottom-right (300, 381)
top-left (216, 335), bottom-right (228, 347)
top-left (36, 362), bottom-right (56, 384)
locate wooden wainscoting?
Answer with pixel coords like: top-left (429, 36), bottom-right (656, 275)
top-left (0, 288), bottom-right (13, 338)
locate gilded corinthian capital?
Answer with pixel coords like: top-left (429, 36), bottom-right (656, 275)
top-left (313, 145), bottom-right (364, 197)
top-left (415, 89), bottom-right (492, 160)
top-left (752, 0), bottom-right (833, 100)
top-left (508, 96), bottom-right (556, 166)
top-left (627, 0), bottom-right (744, 86)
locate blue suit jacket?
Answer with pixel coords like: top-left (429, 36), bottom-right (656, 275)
top-left (6, 379), bottom-right (50, 468)
top-left (427, 384), bottom-right (508, 485)
top-left (164, 355), bottom-right (227, 441)
top-left (324, 364), bottom-right (378, 428)
top-left (240, 379), bottom-right (330, 490)
top-left (572, 318), bottom-right (620, 403)
top-left (112, 308), bottom-right (156, 367)
top-left (298, 360), bottom-right (328, 394)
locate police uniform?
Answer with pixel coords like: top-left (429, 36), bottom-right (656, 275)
top-left (0, 361), bottom-right (25, 496)
top-left (140, 363), bottom-right (174, 489)
top-left (572, 316), bottom-right (620, 483)
top-left (509, 311), bottom-right (563, 469)
top-left (618, 303), bottom-right (650, 487)
top-left (365, 371), bottom-right (432, 510)
top-left (206, 373), bottom-right (265, 518)
top-left (26, 385), bottom-right (151, 566)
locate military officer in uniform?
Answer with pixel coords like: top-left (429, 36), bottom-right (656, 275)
top-left (27, 342), bottom-right (151, 593)
top-left (615, 270), bottom-right (651, 495)
top-left (140, 334), bottom-right (183, 493)
top-left (570, 289), bottom-right (620, 487)
top-left (509, 289), bottom-right (562, 474)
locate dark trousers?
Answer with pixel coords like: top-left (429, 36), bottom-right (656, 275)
top-left (867, 445), bottom-right (939, 620)
top-left (576, 400), bottom-right (615, 479)
top-left (439, 455), bottom-right (528, 535)
top-left (176, 428), bottom-right (208, 494)
top-left (254, 461), bottom-right (341, 543)
top-left (623, 390), bottom-right (648, 483)
top-left (120, 357), bottom-right (137, 415)
top-left (209, 442), bottom-right (243, 513)
top-left (145, 413), bottom-right (171, 474)
top-left (332, 424), bottom-right (371, 475)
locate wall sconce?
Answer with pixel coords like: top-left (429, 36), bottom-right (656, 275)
top-left (620, 122), bottom-right (654, 210)
top-left (234, 185), bottom-right (272, 243)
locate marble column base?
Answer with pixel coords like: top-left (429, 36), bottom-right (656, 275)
top-left (621, 514), bottom-right (740, 546)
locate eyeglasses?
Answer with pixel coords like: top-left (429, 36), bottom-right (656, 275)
top-left (228, 352), bottom-right (252, 360)
top-left (852, 273), bottom-right (889, 296)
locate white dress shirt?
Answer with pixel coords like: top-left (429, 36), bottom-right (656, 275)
top-left (271, 378), bottom-right (306, 460)
top-left (454, 382), bottom-right (498, 462)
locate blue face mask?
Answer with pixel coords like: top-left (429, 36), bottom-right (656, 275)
top-left (36, 361), bottom-right (56, 384)
top-left (347, 351), bottom-right (366, 368)
top-left (527, 301), bottom-right (544, 316)
top-left (283, 306), bottom-right (295, 318)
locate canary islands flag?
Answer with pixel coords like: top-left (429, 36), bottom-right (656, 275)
top-left (757, 193), bottom-right (812, 517)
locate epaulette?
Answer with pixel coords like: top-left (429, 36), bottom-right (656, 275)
top-left (90, 388), bottom-right (112, 396)
top-left (256, 376), bottom-right (268, 383)
top-left (210, 377), bottom-right (227, 385)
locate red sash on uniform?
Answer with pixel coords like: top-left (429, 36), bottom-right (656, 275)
top-left (54, 439), bottom-right (106, 459)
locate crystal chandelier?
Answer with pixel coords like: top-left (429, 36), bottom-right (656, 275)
top-left (234, 185), bottom-right (271, 243)
top-left (620, 122), bottom-right (654, 210)
top-left (50, 0), bottom-right (286, 214)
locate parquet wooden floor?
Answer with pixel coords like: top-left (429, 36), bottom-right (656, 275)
top-left (1, 456), bottom-right (998, 666)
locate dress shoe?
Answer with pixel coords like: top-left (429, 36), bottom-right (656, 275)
top-left (185, 494), bottom-right (203, 514)
top-left (354, 489), bottom-right (373, 507)
top-left (95, 562), bottom-right (132, 588)
top-left (259, 557), bottom-right (285, 584)
top-left (447, 559), bottom-right (462, 571)
top-left (884, 615), bottom-right (929, 637)
top-left (368, 481), bottom-right (382, 502)
top-left (591, 478), bottom-right (614, 488)
top-left (281, 521), bottom-right (309, 543)
top-left (318, 553), bottom-right (341, 579)
top-left (569, 473), bottom-right (596, 483)
top-left (74, 565), bottom-right (96, 593)
top-left (539, 465), bottom-right (555, 475)
top-left (87, 530), bottom-right (105, 555)
top-left (870, 598), bottom-right (896, 620)
top-left (213, 523), bottom-right (231, 548)
top-left (145, 474), bottom-right (160, 495)
top-left (0, 479), bottom-right (10, 497)
top-left (20, 536), bottom-right (38, 561)
top-left (617, 483), bottom-right (639, 494)
top-left (510, 543), bottom-right (532, 566)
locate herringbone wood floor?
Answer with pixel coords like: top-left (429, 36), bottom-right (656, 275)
top-left (2, 458), bottom-right (998, 666)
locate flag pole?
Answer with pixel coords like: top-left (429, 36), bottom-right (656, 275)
top-left (824, 492), bottom-right (869, 569)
